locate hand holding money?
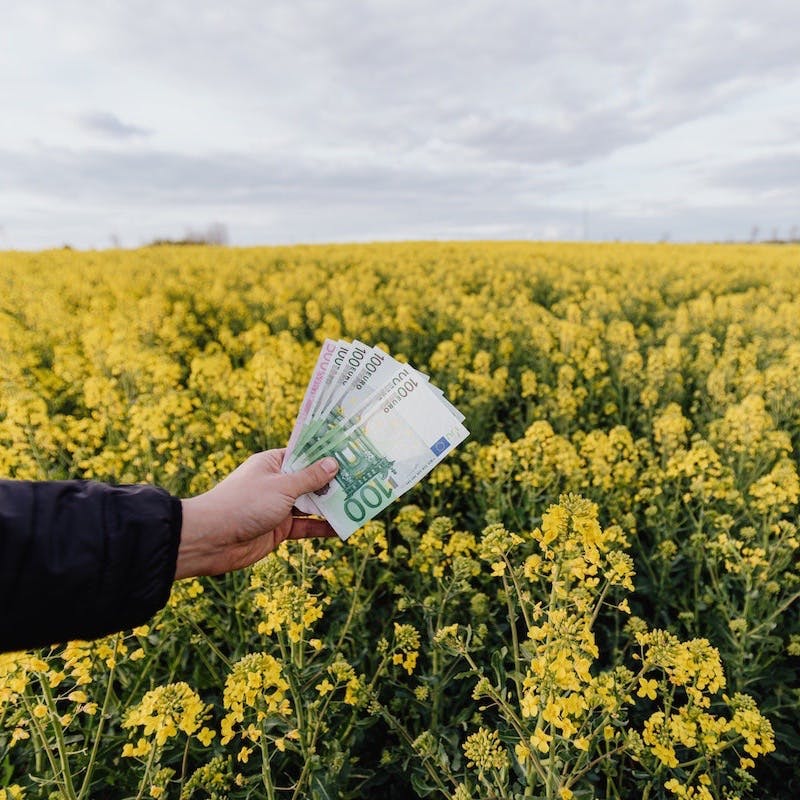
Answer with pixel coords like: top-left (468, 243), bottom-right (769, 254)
top-left (282, 340), bottom-right (469, 539)
top-left (178, 450), bottom-right (339, 578)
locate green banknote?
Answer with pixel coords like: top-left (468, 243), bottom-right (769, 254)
top-left (287, 367), bottom-right (468, 539)
top-left (287, 361), bottom-right (428, 471)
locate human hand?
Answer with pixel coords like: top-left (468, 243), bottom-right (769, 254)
top-left (175, 450), bottom-right (339, 579)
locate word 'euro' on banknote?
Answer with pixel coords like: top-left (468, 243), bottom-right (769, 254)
top-left (282, 340), bottom-right (468, 540)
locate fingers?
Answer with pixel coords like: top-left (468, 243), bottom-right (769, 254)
top-left (251, 449), bottom-right (285, 472)
top-left (281, 457), bottom-right (339, 498)
top-left (286, 515), bottom-right (338, 540)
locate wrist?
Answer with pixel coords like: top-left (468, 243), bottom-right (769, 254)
top-left (176, 495), bottom-right (220, 579)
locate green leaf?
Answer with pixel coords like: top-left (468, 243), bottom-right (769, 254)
top-left (310, 770), bottom-right (340, 800)
top-left (410, 769), bottom-right (441, 798)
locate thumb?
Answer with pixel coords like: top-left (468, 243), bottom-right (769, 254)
top-left (283, 457), bottom-right (339, 498)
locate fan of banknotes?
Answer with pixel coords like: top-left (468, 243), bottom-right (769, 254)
top-left (281, 339), bottom-right (469, 540)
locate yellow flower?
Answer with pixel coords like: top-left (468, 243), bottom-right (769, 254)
top-left (221, 653), bottom-right (292, 745)
top-left (10, 728), bottom-right (29, 745)
top-left (391, 623), bottom-right (421, 675)
top-left (637, 678), bottom-right (658, 700)
top-left (122, 737), bottom-right (150, 758)
top-left (514, 741), bottom-right (531, 763)
top-left (48, 671), bottom-right (66, 688)
top-left (122, 682), bottom-right (207, 748)
top-left (530, 727), bottom-right (551, 753)
top-left (197, 727), bottom-right (216, 746)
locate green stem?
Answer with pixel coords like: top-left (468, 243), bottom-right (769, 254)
top-left (504, 555), bottom-right (533, 630)
top-left (431, 586), bottom-right (452, 732)
top-left (567, 743), bottom-right (627, 787)
top-left (20, 692), bottom-right (67, 797)
top-left (38, 673), bottom-right (79, 800)
top-left (123, 644), bottom-right (164, 705)
top-left (298, 544), bottom-right (307, 671)
top-left (278, 630), bottom-right (306, 744)
top-left (134, 743), bottom-right (159, 800)
top-left (179, 736), bottom-right (191, 798)
top-left (749, 589), bottom-right (800, 636)
top-left (259, 730), bottom-right (277, 800)
top-left (377, 702), bottom-right (454, 796)
top-left (501, 574), bottom-right (523, 702)
top-left (185, 616), bottom-right (232, 669)
top-left (290, 690), bottom-right (336, 800)
top-left (78, 633), bottom-right (122, 800)
top-left (332, 547), bottom-right (370, 654)
top-left (586, 581), bottom-right (612, 631)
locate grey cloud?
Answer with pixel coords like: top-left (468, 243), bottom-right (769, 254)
top-left (711, 153), bottom-right (800, 194)
top-left (2, 136), bottom-right (798, 249)
top-left (441, 108), bottom-right (648, 166)
top-left (0, 143), bottom-right (562, 210)
top-left (660, 4), bottom-right (800, 96)
top-left (0, 142), bottom-right (578, 247)
top-left (78, 111), bottom-right (152, 139)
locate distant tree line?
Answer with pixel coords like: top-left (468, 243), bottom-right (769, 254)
top-left (749, 225), bottom-right (800, 244)
top-left (147, 222), bottom-right (229, 246)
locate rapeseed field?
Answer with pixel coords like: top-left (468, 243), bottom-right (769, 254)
top-left (1, 241), bottom-right (798, 799)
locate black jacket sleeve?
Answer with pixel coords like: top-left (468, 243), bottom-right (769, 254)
top-left (0, 480), bottom-right (182, 653)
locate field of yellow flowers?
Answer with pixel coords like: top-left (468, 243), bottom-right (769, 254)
top-left (1, 241), bottom-right (798, 800)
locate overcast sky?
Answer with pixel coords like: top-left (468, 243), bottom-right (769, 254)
top-left (1, 0), bottom-right (799, 249)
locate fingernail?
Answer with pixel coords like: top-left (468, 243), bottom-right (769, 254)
top-left (321, 457), bottom-right (338, 475)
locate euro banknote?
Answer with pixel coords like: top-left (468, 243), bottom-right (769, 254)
top-left (282, 341), bottom-right (468, 539)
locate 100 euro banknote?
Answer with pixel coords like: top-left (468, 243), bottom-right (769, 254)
top-left (283, 359), bottom-right (468, 539)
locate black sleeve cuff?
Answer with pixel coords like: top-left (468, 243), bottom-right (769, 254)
top-left (0, 480), bottom-right (182, 653)
top-left (94, 485), bottom-right (183, 638)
